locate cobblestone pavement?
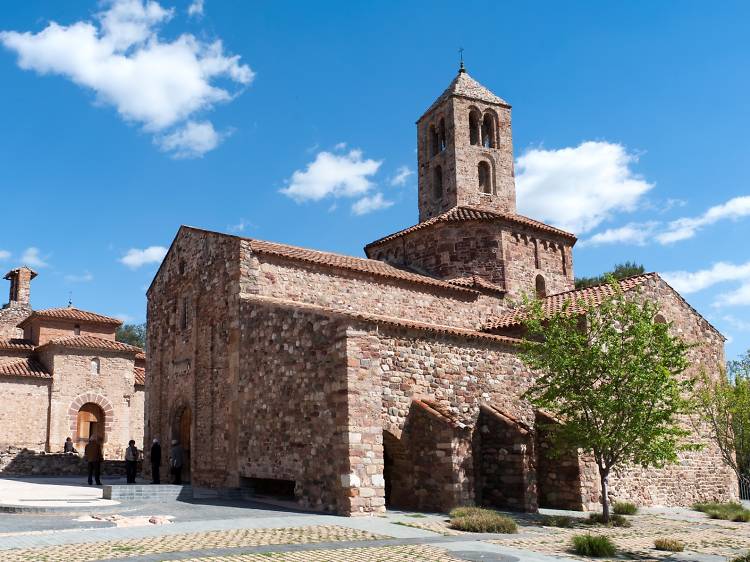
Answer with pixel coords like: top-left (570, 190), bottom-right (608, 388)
top-left (0, 526), bottom-right (383, 562)
top-left (178, 544), bottom-right (458, 561)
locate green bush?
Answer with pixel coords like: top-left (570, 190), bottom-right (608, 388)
top-left (587, 512), bottom-right (632, 527)
top-left (654, 538), bottom-right (684, 552)
top-left (541, 515), bottom-right (575, 528)
top-left (612, 501), bottom-right (638, 515)
top-left (693, 502), bottom-right (750, 522)
top-left (572, 534), bottom-right (617, 557)
top-left (731, 554), bottom-right (750, 562)
top-left (449, 507), bottom-right (517, 534)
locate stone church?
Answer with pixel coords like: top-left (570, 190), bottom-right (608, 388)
top-left (0, 267), bottom-right (145, 459)
top-left (146, 67), bottom-right (736, 515)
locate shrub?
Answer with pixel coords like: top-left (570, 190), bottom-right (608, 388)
top-left (587, 513), bottom-right (632, 527)
top-left (613, 501), bottom-right (638, 515)
top-left (731, 554), bottom-right (750, 562)
top-left (541, 515), bottom-right (575, 528)
top-left (654, 538), bottom-right (684, 552)
top-left (572, 534), bottom-right (617, 557)
top-left (693, 502), bottom-right (750, 522)
top-left (449, 507), bottom-right (517, 534)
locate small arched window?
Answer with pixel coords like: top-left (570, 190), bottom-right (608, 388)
top-left (482, 114), bottom-right (495, 148)
top-left (535, 275), bottom-right (547, 299)
top-left (469, 110), bottom-right (481, 146)
top-left (433, 165), bottom-right (443, 199)
top-left (429, 124), bottom-right (439, 157)
top-left (654, 314), bottom-right (667, 325)
top-left (91, 358), bottom-right (101, 375)
top-left (74, 324), bottom-right (81, 336)
top-left (438, 119), bottom-right (447, 152)
top-left (478, 161), bottom-right (492, 194)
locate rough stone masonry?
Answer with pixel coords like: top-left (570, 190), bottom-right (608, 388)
top-left (145, 67), bottom-right (737, 515)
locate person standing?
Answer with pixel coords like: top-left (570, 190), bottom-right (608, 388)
top-left (150, 438), bottom-right (161, 484)
top-left (84, 435), bottom-right (103, 485)
top-left (169, 439), bottom-right (184, 485)
top-left (125, 439), bottom-right (139, 484)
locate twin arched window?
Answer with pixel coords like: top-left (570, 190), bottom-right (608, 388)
top-left (428, 119), bottom-right (447, 157)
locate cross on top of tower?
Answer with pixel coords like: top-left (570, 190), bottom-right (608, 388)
top-left (458, 47), bottom-right (466, 73)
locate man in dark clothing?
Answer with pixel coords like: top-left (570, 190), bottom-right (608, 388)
top-left (125, 440), bottom-right (138, 484)
top-left (84, 436), bottom-right (103, 485)
top-left (150, 438), bottom-right (161, 484)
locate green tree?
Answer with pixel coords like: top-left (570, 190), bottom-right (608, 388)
top-left (575, 261), bottom-right (645, 289)
top-left (695, 350), bottom-right (750, 491)
top-left (521, 280), bottom-right (696, 522)
top-left (116, 323), bottom-right (146, 349)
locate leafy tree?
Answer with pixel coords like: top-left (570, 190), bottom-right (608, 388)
top-left (575, 261), bottom-right (645, 290)
top-left (521, 280), bottom-right (696, 522)
top-left (116, 323), bottom-right (146, 349)
top-left (695, 350), bottom-right (750, 491)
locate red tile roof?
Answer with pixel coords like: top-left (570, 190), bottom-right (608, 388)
top-left (134, 367), bottom-right (145, 386)
top-left (0, 357), bottom-right (51, 379)
top-left (447, 275), bottom-right (506, 294)
top-left (483, 274), bottom-right (657, 331)
top-left (19, 307), bottom-right (122, 327)
top-left (245, 238), bottom-right (481, 295)
top-left (36, 335), bottom-right (142, 354)
top-left (0, 339), bottom-right (35, 351)
top-left (365, 206), bottom-right (576, 251)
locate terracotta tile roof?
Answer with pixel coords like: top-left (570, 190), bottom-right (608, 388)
top-left (0, 339), bottom-right (35, 351)
top-left (421, 70), bottom-right (510, 119)
top-left (134, 367), bottom-right (145, 386)
top-left (36, 335), bottom-right (142, 354)
top-left (0, 357), bottom-right (51, 379)
top-left (412, 398), bottom-right (467, 428)
top-left (365, 206), bottom-right (576, 251)
top-left (483, 274), bottom-right (657, 331)
top-left (19, 307), bottom-right (122, 327)
top-left (245, 238), bottom-right (480, 296)
top-left (447, 275), bottom-right (506, 294)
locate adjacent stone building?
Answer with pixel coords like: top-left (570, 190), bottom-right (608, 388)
top-left (0, 267), bottom-right (145, 459)
top-left (146, 67), bottom-right (737, 515)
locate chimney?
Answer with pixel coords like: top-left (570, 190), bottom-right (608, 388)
top-left (4, 267), bottom-right (37, 307)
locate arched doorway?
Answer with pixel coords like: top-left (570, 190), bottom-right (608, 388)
top-left (76, 403), bottom-right (105, 450)
top-left (171, 405), bottom-right (192, 483)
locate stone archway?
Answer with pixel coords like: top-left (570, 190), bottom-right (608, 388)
top-left (171, 403), bottom-right (192, 483)
top-left (68, 393), bottom-right (114, 452)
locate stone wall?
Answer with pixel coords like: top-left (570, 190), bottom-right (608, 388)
top-left (0, 447), bottom-right (132, 476)
top-left (501, 229), bottom-right (573, 299)
top-left (0, 303), bottom-right (31, 340)
top-left (0, 377), bottom-right (50, 450)
top-left (41, 348), bottom-right (136, 459)
top-left (247, 249), bottom-right (510, 330)
top-left (131, 388), bottom-right (145, 450)
top-left (236, 301), bottom-right (351, 514)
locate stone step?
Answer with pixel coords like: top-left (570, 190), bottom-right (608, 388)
top-left (102, 484), bottom-right (193, 501)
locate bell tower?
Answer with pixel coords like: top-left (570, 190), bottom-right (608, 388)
top-left (416, 64), bottom-right (516, 222)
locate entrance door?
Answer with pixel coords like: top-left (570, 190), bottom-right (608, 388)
top-left (76, 403), bottom-right (105, 450)
top-left (173, 406), bottom-right (192, 483)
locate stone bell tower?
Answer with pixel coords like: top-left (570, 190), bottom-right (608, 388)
top-left (416, 63), bottom-right (516, 222)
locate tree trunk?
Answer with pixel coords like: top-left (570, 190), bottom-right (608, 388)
top-left (599, 468), bottom-right (610, 523)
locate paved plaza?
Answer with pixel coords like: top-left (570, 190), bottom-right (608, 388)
top-left (0, 477), bottom-right (747, 561)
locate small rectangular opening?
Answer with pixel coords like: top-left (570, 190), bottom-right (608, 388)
top-left (240, 477), bottom-right (296, 500)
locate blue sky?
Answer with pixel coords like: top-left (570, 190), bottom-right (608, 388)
top-left (1, 1), bottom-right (749, 359)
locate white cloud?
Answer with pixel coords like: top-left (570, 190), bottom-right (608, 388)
top-left (722, 315), bottom-right (750, 331)
top-left (656, 195), bottom-right (750, 244)
top-left (516, 141), bottom-right (654, 234)
top-left (280, 149), bottom-right (382, 203)
top-left (661, 261), bottom-right (750, 294)
top-left (64, 271), bottom-right (94, 282)
top-left (120, 245), bottom-right (167, 268)
top-left (352, 193), bottom-right (393, 215)
top-left (156, 120), bottom-right (223, 158)
top-left (0, 0), bottom-right (252, 157)
top-left (715, 284), bottom-right (750, 307)
top-left (390, 165), bottom-right (414, 187)
top-left (0, 250), bottom-right (10, 261)
top-left (580, 222), bottom-right (658, 247)
top-left (228, 218), bottom-right (254, 233)
top-left (187, 0), bottom-right (204, 17)
top-left (21, 247), bottom-right (49, 268)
